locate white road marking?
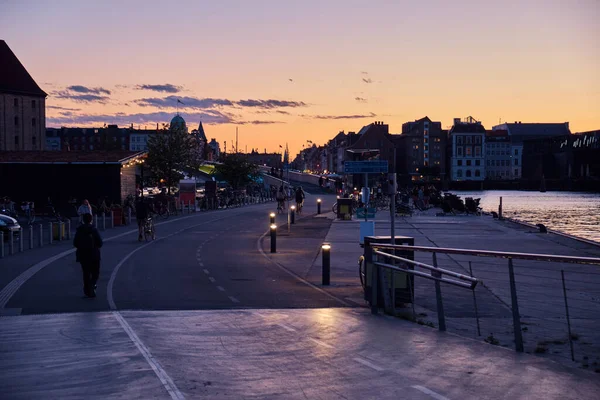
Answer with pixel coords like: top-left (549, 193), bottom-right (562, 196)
top-left (412, 385), bottom-right (450, 400)
top-left (199, 262), bottom-right (204, 267)
top-left (276, 323), bottom-right (296, 332)
top-left (353, 357), bottom-right (384, 371)
top-left (208, 277), bottom-right (216, 283)
top-left (217, 286), bottom-right (225, 292)
top-left (228, 296), bottom-right (240, 303)
top-left (203, 269), bottom-right (210, 275)
top-left (112, 311), bottom-right (184, 400)
top-left (308, 337), bottom-right (333, 348)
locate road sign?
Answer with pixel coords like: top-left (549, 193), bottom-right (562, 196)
top-left (344, 161), bottom-right (388, 174)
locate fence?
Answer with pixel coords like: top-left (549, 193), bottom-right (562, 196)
top-left (365, 242), bottom-right (600, 370)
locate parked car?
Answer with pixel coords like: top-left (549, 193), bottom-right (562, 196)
top-left (0, 214), bottom-right (21, 241)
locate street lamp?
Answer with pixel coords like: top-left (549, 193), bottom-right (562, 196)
top-left (270, 224), bottom-right (277, 253)
top-left (317, 198), bottom-right (322, 214)
top-left (322, 243), bottom-right (331, 285)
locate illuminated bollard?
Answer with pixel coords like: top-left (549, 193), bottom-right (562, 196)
top-left (290, 205), bottom-right (296, 224)
top-left (270, 212), bottom-right (276, 225)
top-left (270, 224), bottom-right (277, 253)
top-left (317, 198), bottom-right (322, 215)
top-left (322, 243), bottom-right (331, 285)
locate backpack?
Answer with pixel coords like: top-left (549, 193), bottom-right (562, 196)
top-left (77, 229), bottom-right (95, 252)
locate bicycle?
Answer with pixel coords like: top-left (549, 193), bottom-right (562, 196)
top-left (143, 216), bottom-right (156, 241)
top-left (296, 200), bottom-right (303, 215)
top-left (155, 201), bottom-right (170, 219)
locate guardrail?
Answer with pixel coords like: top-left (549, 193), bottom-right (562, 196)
top-left (365, 242), bottom-right (600, 365)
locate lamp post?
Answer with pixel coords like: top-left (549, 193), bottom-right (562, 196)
top-left (270, 224), bottom-right (277, 253)
top-left (317, 198), bottom-right (322, 215)
top-left (322, 243), bottom-right (331, 285)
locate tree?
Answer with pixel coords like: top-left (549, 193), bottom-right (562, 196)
top-left (146, 124), bottom-right (202, 193)
top-left (214, 153), bottom-right (260, 190)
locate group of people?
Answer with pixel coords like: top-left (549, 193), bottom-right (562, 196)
top-left (275, 185), bottom-right (305, 212)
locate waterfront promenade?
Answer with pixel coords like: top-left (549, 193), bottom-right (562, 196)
top-left (1, 191), bottom-right (599, 399)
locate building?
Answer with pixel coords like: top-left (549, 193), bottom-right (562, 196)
top-left (46, 125), bottom-right (130, 151)
top-left (492, 122), bottom-right (571, 179)
top-left (522, 130), bottom-right (600, 182)
top-left (485, 130), bottom-right (512, 180)
top-left (324, 131), bottom-right (359, 174)
top-left (130, 126), bottom-right (160, 151)
top-left (207, 138), bottom-right (220, 161)
top-left (0, 40), bottom-right (47, 151)
top-left (245, 149), bottom-right (282, 168)
top-left (448, 117), bottom-right (486, 181)
top-left (0, 151), bottom-right (144, 207)
top-left (394, 116), bottom-right (447, 182)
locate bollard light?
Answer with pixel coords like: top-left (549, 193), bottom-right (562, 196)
top-left (290, 205), bottom-right (296, 224)
top-left (322, 243), bottom-right (331, 285)
top-left (269, 212), bottom-right (276, 225)
top-left (317, 198), bottom-right (322, 215)
top-left (270, 224), bottom-right (277, 253)
top-left (337, 195), bottom-right (340, 199)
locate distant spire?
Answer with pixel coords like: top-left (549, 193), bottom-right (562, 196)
top-left (197, 121), bottom-right (207, 141)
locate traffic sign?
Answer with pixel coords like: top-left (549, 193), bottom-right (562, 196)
top-left (344, 161), bottom-right (388, 174)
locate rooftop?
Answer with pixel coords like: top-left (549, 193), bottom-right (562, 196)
top-left (0, 151), bottom-right (145, 164)
top-left (0, 40), bottom-right (47, 97)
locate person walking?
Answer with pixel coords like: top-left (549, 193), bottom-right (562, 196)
top-left (77, 199), bottom-right (93, 224)
top-left (73, 213), bottom-right (103, 298)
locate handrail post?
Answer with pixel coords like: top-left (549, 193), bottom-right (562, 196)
top-left (561, 270), bottom-right (575, 361)
top-left (507, 258), bottom-right (524, 352)
top-left (39, 224), bottom-right (43, 247)
top-left (29, 226), bottom-right (34, 249)
top-left (49, 222), bottom-right (53, 244)
top-left (432, 252), bottom-right (446, 331)
top-left (366, 242), bottom-right (378, 314)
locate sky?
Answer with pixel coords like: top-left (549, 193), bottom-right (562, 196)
top-left (1, 0), bottom-right (598, 157)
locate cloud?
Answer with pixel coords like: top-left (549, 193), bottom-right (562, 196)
top-left (355, 97), bottom-right (367, 103)
top-left (47, 105), bottom-right (82, 111)
top-left (135, 84), bottom-right (183, 93)
top-left (362, 78), bottom-right (373, 84)
top-left (236, 99), bottom-right (306, 108)
top-left (47, 110), bottom-right (235, 126)
top-left (288, 78), bottom-right (294, 82)
top-left (53, 91), bottom-right (110, 103)
top-left (303, 112), bottom-right (376, 120)
top-left (236, 120), bottom-right (284, 125)
top-left (361, 71), bottom-right (369, 75)
top-left (135, 95), bottom-right (234, 109)
top-left (275, 110), bottom-right (290, 115)
top-left (66, 85), bottom-right (111, 95)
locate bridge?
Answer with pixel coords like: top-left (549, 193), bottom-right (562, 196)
top-left (1, 170), bottom-right (599, 399)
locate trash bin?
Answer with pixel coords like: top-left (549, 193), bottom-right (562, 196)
top-left (337, 198), bottom-right (353, 220)
top-left (52, 223), bottom-right (65, 240)
top-left (113, 208), bottom-right (123, 226)
top-left (363, 236), bottom-right (414, 307)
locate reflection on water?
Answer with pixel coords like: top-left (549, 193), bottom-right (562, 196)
top-left (452, 191), bottom-right (600, 243)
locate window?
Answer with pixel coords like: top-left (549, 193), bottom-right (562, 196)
top-left (475, 146), bottom-right (481, 156)
top-left (475, 170), bottom-right (481, 177)
top-left (424, 138), bottom-right (428, 144)
top-left (515, 169), bottom-right (518, 176)
top-left (466, 160), bottom-right (472, 166)
top-left (514, 159), bottom-right (519, 166)
top-left (32, 100), bottom-right (36, 108)
top-left (457, 136), bottom-right (463, 145)
top-left (514, 149), bottom-right (518, 156)
top-left (475, 160), bottom-right (480, 166)
top-left (465, 147), bottom-right (472, 156)
top-left (457, 169), bottom-right (463, 178)
top-left (457, 146), bottom-right (463, 156)
top-left (13, 98), bottom-right (18, 107)
top-left (487, 160), bottom-right (491, 166)
top-left (32, 118), bottom-right (36, 127)
top-left (14, 116), bottom-right (19, 126)
top-left (457, 160), bottom-right (463, 166)
top-left (475, 136), bottom-right (481, 144)
top-left (32, 136), bottom-right (36, 146)
top-left (14, 136), bottom-right (19, 145)
top-left (466, 170), bottom-right (472, 178)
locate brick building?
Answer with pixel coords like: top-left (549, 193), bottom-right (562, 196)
top-left (0, 40), bottom-right (47, 151)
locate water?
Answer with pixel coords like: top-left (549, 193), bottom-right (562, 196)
top-left (452, 190), bottom-right (600, 243)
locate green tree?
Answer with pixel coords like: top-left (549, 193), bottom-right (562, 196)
top-left (214, 153), bottom-right (260, 190)
top-left (146, 124), bottom-right (202, 193)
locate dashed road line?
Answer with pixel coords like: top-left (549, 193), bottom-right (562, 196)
top-left (412, 386), bottom-right (450, 400)
top-left (353, 357), bottom-right (384, 372)
top-left (208, 277), bottom-right (216, 283)
top-left (199, 262), bottom-right (204, 267)
top-left (203, 269), bottom-right (210, 275)
top-left (217, 286), bottom-right (225, 292)
top-left (308, 337), bottom-right (334, 348)
top-left (228, 296), bottom-right (240, 303)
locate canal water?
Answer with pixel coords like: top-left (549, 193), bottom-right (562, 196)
top-left (451, 190), bottom-right (600, 243)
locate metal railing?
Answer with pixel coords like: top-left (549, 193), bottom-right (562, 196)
top-left (365, 242), bottom-right (600, 364)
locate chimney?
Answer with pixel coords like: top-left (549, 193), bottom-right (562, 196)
top-left (453, 118), bottom-right (460, 125)
top-left (565, 122), bottom-right (569, 130)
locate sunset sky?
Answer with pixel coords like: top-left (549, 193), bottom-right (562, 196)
top-left (1, 0), bottom-right (598, 156)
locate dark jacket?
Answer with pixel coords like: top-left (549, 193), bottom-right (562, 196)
top-left (73, 224), bottom-right (103, 263)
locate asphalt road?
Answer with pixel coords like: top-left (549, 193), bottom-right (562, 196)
top-left (5, 199), bottom-right (343, 314)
